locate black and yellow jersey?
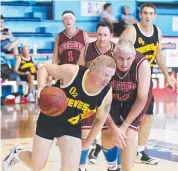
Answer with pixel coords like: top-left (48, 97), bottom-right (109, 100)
top-left (133, 23), bottom-right (159, 71)
top-left (18, 56), bottom-right (35, 74)
top-left (52, 65), bottom-right (111, 126)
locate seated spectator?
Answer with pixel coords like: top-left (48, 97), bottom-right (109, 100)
top-left (0, 15), bottom-right (20, 55)
top-left (121, 5), bottom-right (138, 28)
top-left (100, 3), bottom-right (118, 24)
top-left (100, 3), bottom-right (124, 37)
top-left (13, 46), bottom-right (36, 102)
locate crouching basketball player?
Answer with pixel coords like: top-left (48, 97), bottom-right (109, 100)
top-left (3, 55), bottom-right (116, 171)
top-left (102, 39), bottom-right (153, 171)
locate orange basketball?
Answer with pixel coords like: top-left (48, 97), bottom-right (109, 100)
top-left (38, 87), bottom-right (67, 116)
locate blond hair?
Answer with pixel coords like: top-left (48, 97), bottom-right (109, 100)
top-left (89, 55), bottom-right (116, 71)
top-left (114, 39), bottom-right (136, 56)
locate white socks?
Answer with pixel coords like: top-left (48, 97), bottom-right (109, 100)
top-left (137, 146), bottom-right (145, 153)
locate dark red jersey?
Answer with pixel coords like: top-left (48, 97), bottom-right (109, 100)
top-left (58, 29), bottom-right (86, 64)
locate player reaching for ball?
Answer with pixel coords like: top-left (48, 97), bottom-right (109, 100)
top-left (3, 55), bottom-right (116, 171)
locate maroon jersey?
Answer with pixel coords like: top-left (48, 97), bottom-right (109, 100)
top-left (82, 40), bottom-right (115, 128)
top-left (110, 52), bottom-right (153, 129)
top-left (58, 29), bottom-right (86, 64)
top-left (84, 41), bottom-right (115, 67)
top-left (111, 52), bottom-right (152, 103)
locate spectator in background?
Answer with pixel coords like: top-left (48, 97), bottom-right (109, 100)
top-left (14, 46), bottom-right (36, 102)
top-left (121, 5), bottom-right (138, 28)
top-left (0, 15), bottom-right (20, 55)
top-left (100, 3), bottom-right (124, 37)
top-left (100, 3), bottom-right (118, 24)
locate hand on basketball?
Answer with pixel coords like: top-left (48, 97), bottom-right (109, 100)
top-left (111, 126), bottom-right (127, 149)
top-left (37, 85), bottom-right (47, 98)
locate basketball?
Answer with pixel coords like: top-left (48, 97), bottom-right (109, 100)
top-left (38, 87), bottom-right (68, 116)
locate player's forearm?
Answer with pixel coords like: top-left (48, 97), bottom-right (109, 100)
top-left (156, 55), bottom-right (169, 79)
top-left (123, 98), bottom-right (147, 126)
top-left (37, 66), bottom-right (49, 87)
top-left (106, 114), bottom-right (117, 131)
top-left (85, 117), bottom-right (106, 146)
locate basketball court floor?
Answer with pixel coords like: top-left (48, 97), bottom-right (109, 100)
top-left (1, 89), bottom-right (178, 171)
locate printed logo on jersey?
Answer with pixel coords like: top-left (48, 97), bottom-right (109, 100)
top-left (111, 81), bottom-right (136, 92)
top-left (138, 37), bottom-right (145, 45)
top-left (67, 87), bottom-right (97, 125)
top-left (59, 41), bottom-right (84, 54)
top-left (136, 42), bottom-right (159, 67)
top-left (68, 107), bottom-right (97, 125)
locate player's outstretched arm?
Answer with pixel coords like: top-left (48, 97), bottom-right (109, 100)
top-left (82, 88), bottom-right (112, 149)
top-left (37, 64), bottom-right (77, 97)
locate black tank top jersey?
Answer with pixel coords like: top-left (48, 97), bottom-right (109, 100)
top-left (84, 41), bottom-right (115, 68)
top-left (111, 52), bottom-right (153, 104)
top-left (133, 23), bottom-right (159, 70)
top-left (18, 56), bottom-right (35, 74)
top-left (55, 65), bottom-right (111, 126)
top-left (58, 29), bottom-right (86, 64)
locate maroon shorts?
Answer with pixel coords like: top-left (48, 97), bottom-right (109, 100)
top-left (81, 114), bottom-right (95, 128)
top-left (108, 94), bottom-right (152, 130)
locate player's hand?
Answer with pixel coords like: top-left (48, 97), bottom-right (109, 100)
top-left (166, 77), bottom-right (174, 91)
top-left (111, 125), bottom-right (127, 149)
top-left (37, 85), bottom-right (48, 99)
top-left (24, 71), bottom-right (31, 75)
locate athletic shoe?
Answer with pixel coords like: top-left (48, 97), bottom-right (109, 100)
top-left (88, 144), bottom-right (101, 164)
top-left (2, 145), bottom-right (23, 171)
top-left (136, 151), bottom-right (159, 165)
top-left (108, 167), bottom-right (121, 171)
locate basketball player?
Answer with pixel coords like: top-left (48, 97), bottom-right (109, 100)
top-left (77, 21), bottom-right (121, 171)
top-left (53, 10), bottom-right (89, 65)
top-left (13, 46), bottom-right (36, 102)
top-left (101, 39), bottom-right (152, 171)
top-left (120, 3), bottom-right (174, 164)
top-left (3, 55), bottom-right (116, 171)
top-left (37, 10), bottom-right (89, 83)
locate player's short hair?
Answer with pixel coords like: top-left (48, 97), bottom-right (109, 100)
top-left (140, 3), bottom-right (156, 13)
top-left (103, 3), bottom-right (112, 10)
top-left (62, 10), bottom-right (75, 17)
top-left (114, 39), bottom-right (136, 56)
top-left (96, 20), bottom-right (114, 33)
top-left (89, 55), bottom-right (116, 71)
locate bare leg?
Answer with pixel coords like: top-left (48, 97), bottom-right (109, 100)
top-left (121, 128), bottom-right (137, 171)
top-left (19, 134), bottom-right (53, 171)
top-left (138, 115), bottom-right (153, 146)
top-left (27, 75), bottom-right (35, 94)
top-left (57, 135), bottom-right (81, 171)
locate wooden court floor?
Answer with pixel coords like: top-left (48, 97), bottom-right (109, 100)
top-left (1, 90), bottom-right (178, 171)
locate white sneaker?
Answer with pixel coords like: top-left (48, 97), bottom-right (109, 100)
top-left (27, 94), bottom-right (35, 103)
top-left (2, 145), bottom-right (23, 171)
top-left (135, 151), bottom-right (159, 165)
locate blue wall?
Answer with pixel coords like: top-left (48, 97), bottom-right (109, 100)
top-left (1, 0), bottom-right (178, 51)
